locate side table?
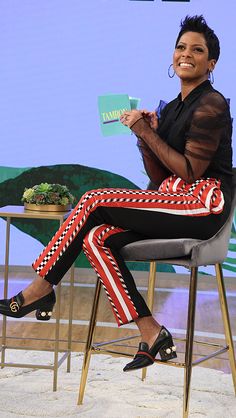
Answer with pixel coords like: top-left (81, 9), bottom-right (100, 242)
top-left (0, 205), bottom-right (75, 391)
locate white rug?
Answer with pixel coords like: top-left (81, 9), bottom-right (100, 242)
top-left (0, 350), bottom-right (235, 418)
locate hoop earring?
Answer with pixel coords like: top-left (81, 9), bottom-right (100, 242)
top-left (209, 70), bottom-right (214, 85)
top-left (168, 64), bottom-right (175, 78)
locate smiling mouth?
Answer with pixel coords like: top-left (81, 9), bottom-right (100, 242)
top-left (179, 63), bottom-right (194, 68)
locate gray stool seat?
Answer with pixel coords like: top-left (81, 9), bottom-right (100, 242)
top-left (120, 237), bottom-right (200, 262)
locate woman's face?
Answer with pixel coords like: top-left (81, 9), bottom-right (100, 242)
top-left (173, 31), bottom-right (216, 84)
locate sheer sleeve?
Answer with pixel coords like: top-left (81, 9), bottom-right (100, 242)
top-left (137, 137), bottom-right (171, 188)
top-left (131, 92), bottom-right (230, 183)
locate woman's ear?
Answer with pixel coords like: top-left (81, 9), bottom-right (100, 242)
top-left (209, 59), bottom-right (216, 72)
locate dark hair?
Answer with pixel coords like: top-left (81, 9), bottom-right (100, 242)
top-left (175, 15), bottom-right (220, 62)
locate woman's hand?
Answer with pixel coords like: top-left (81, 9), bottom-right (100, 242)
top-left (120, 109), bottom-right (158, 130)
top-left (141, 110), bottom-right (158, 130)
top-left (120, 110), bottom-right (143, 128)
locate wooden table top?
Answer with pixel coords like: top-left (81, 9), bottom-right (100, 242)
top-left (0, 205), bottom-right (71, 221)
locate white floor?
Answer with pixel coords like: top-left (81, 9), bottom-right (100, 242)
top-left (0, 350), bottom-right (235, 418)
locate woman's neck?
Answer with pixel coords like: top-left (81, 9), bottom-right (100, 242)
top-left (180, 77), bottom-right (208, 100)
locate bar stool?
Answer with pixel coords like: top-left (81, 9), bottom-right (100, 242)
top-left (77, 169), bottom-right (236, 418)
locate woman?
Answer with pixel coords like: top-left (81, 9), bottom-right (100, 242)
top-left (0, 15), bottom-right (233, 372)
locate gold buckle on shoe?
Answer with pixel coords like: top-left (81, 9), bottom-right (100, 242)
top-left (9, 299), bottom-right (20, 312)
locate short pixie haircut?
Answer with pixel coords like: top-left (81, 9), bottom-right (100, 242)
top-left (175, 15), bottom-right (220, 62)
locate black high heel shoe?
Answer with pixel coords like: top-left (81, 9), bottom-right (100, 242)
top-left (123, 326), bottom-right (177, 372)
top-left (0, 290), bottom-right (56, 321)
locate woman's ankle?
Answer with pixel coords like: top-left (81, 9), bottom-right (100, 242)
top-left (135, 316), bottom-right (162, 347)
top-left (22, 278), bottom-right (53, 306)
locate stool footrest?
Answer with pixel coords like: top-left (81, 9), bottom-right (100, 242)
top-left (91, 340), bottom-right (229, 369)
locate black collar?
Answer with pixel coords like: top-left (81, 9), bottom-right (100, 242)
top-left (174, 80), bottom-right (212, 117)
top-left (177, 79), bottom-right (212, 105)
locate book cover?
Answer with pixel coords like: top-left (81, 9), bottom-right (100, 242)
top-left (98, 94), bottom-right (140, 136)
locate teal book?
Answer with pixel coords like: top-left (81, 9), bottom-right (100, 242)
top-left (98, 94), bottom-right (140, 136)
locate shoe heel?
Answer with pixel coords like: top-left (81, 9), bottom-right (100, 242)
top-left (159, 339), bottom-right (177, 361)
top-left (35, 304), bottom-right (54, 321)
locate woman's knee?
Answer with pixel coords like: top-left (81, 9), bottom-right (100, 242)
top-left (80, 188), bottom-right (102, 201)
top-left (82, 225), bottom-right (101, 251)
top-left (83, 224), bottom-right (112, 251)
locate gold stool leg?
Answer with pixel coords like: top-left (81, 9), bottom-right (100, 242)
top-left (1, 217), bottom-right (11, 368)
top-left (215, 263), bottom-right (236, 394)
top-left (67, 264), bottom-right (75, 373)
top-left (142, 261), bottom-right (156, 381)
top-left (52, 218), bottom-right (63, 390)
top-left (183, 266), bottom-right (198, 418)
top-left (78, 278), bottom-right (102, 405)
top-left (53, 279), bottom-right (61, 391)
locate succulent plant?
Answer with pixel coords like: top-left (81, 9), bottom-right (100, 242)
top-left (22, 183), bottom-right (75, 205)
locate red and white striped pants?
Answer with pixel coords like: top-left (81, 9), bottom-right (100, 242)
top-left (32, 176), bottom-right (225, 326)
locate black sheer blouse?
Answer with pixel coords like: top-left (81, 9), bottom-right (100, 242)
top-left (132, 80), bottom-right (233, 208)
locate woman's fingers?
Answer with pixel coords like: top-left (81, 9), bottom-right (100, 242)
top-left (120, 108), bottom-right (158, 129)
top-left (120, 110), bottom-right (143, 127)
top-left (150, 112), bottom-right (158, 129)
top-left (120, 111), bottom-right (130, 125)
